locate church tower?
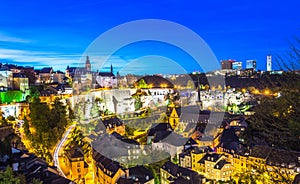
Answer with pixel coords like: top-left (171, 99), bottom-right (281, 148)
top-left (110, 64), bottom-right (113, 74)
top-left (85, 56), bottom-right (91, 72)
top-left (167, 103), bottom-right (180, 130)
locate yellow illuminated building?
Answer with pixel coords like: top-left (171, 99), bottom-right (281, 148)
top-left (193, 152), bottom-right (233, 182)
top-left (191, 147), bottom-right (207, 172)
top-left (217, 146), bottom-right (300, 183)
top-left (161, 161), bottom-right (205, 184)
top-left (65, 146), bottom-right (88, 182)
top-left (167, 103), bottom-right (180, 130)
top-left (93, 151), bottom-right (126, 184)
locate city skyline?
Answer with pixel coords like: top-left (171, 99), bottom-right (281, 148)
top-left (0, 0), bottom-right (300, 74)
top-left (1, 1), bottom-right (300, 184)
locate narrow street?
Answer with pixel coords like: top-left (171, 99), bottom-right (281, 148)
top-left (53, 124), bottom-right (76, 177)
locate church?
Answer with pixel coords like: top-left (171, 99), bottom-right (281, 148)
top-left (66, 56), bottom-right (117, 91)
top-left (96, 64), bottom-right (117, 88)
top-left (65, 56), bottom-right (92, 79)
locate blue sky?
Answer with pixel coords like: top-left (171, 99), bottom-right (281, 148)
top-left (0, 0), bottom-right (299, 74)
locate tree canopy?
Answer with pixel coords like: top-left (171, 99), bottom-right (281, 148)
top-left (0, 166), bottom-right (20, 184)
top-left (243, 45), bottom-right (300, 151)
top-left (23, 97), bottom-right (69, 162)
top-left (275, 37), bottom-right (300, 71)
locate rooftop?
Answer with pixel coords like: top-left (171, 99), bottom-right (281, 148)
top-left (66, 146), bottom-right (84, 159)
top-left (135, 75), bottom-right (174, 88)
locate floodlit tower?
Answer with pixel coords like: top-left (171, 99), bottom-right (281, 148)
top-left (267, 55), bottom-right (272, 71)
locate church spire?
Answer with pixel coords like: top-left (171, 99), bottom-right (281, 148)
top-left (86, 56), bottom-right (91, 71)
top-left (110, 64), bottom-right (113, 74)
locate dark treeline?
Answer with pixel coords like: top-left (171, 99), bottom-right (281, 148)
top-left (225, 72), bottom-right (299, 90)
top-left (185, 72), bottom-right (300, 90)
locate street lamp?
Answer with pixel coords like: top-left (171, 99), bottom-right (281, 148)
top-left (264, 89), bottom-right (270, 95)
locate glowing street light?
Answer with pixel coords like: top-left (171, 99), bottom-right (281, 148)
top-left (160, 84), bottom-right (167, 88)
top-left (264, 89), bottom-right (270, 95)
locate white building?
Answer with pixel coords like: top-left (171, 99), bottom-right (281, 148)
top-left (267, 55), bottom-right (272, 71)
top-left (0, 70), bottom-right (13, 90)
top-left (96, 64), bottom-right (117, 88)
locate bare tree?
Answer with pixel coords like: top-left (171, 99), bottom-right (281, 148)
top-left (275, 37), bottom-right (300, 71)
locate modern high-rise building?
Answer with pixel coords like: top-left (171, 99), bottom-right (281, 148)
top-left (221, 59), bottom-right (235, 70)
top-left (267, 55), bottom-right (272, 71)
top-left (232, 61), bottom-right (242, 70)
top-left (246, 60), bottom-right (257, 71)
